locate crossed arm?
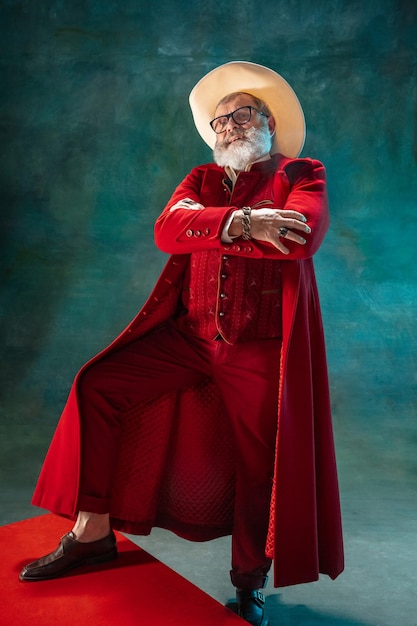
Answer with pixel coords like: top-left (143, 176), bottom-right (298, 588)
top-left (154, 158), bottom-right (329, 260)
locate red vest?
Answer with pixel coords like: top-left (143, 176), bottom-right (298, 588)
top-left (174, 162), bottom-right (291, 343)
top-left (176, 250), bottom-right (282, 343)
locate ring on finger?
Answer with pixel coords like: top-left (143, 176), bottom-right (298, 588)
top-left (279, 227), bottom-right (289, 238)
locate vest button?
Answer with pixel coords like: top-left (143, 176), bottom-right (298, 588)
top-left (221, 273), bottom-right (227, 279)
top-left (186, 229), bottom-right (193, 237)
top-left (219, 311), bottom-right (225, 317)
top-left (220, 293), bottom-right (226, 298)
top-left (222, 255), bottom-right (229, 260)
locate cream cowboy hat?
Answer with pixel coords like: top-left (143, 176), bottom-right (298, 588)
top-left (189, 61), bottom-right (306, 158)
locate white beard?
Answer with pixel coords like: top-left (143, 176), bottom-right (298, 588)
top-left (213, 125), bottom-right (272, 171)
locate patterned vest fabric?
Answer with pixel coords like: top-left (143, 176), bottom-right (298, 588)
top-left (175, 162), bottom-right (287, 344)
top-left (176, 251), bottom-right (282, 343)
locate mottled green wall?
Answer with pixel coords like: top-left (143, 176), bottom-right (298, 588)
top-left (1, 1), bottom-right (416, 502)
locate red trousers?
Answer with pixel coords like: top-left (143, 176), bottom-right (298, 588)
top-left (77, 322), bottom-right (281, 589)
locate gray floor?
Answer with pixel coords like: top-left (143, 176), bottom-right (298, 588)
top-left (2, 423), bottom-right (416, 626)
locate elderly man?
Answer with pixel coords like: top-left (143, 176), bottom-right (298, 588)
top-left (20, 62), bottom-right (344, 626)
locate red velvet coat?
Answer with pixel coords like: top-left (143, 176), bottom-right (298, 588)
top-left (33, 154), bottom-right (344, 588)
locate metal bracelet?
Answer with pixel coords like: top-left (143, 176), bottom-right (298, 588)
top-left (241, 206), bottom-right (252, 240)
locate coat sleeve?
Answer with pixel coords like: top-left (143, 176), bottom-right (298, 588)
top-left (251, 157), bottom-right (330, 261)
top-left (154, 166), bottom-right (238, 254)
top-left (277, 158), bottom-right (330, 260)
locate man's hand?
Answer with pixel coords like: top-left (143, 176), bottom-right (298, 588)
top-left (230, 208), bottom-right (311, 254)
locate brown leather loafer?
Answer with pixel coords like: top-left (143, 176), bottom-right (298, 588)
top-left (19, 531), bottom-right (117, 582)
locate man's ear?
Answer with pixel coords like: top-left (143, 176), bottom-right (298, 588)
top-left (268, 115), bottom-right (276, 137)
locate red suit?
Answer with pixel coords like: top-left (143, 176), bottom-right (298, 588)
top-left (32, 153), bottom-right (344, 588)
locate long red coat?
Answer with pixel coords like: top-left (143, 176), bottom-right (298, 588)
top-left (33, 154), bottom-right (344, 587)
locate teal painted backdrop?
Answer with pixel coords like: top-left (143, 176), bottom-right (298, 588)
top-left (1, 1), bottom-right (416, 518)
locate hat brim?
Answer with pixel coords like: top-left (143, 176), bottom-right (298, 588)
top-left (189, 61), bottom-right (306, 158)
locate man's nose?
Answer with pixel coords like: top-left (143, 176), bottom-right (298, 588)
top-left (225, 115), bottom-right (239, 132)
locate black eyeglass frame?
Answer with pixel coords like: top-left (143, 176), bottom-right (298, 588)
top-left (209, 106), bottom-right (268, 134)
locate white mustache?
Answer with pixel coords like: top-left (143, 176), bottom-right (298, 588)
top-left (219, 129), bottom-right (249, 148)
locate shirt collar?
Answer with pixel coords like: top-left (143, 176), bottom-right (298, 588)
top-left (224, 153), bottom-right (271, 188)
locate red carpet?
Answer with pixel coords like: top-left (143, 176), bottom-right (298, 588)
top-left (1, 514), bottom-right (244, 625)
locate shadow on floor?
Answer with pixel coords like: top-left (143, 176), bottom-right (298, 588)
top-left (227, 595), bottom-right (371, 626)
top-left (265, 594), bottom-right (371, 626)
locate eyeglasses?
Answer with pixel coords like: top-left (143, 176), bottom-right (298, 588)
top-left (210, 106), bottom-right (268, 134)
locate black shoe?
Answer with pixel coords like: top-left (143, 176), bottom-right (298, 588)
top-left (236, 589), bottom-right (269, 626)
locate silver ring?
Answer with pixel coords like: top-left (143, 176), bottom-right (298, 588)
top-left (279, 227), bottom-right (289, 238)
